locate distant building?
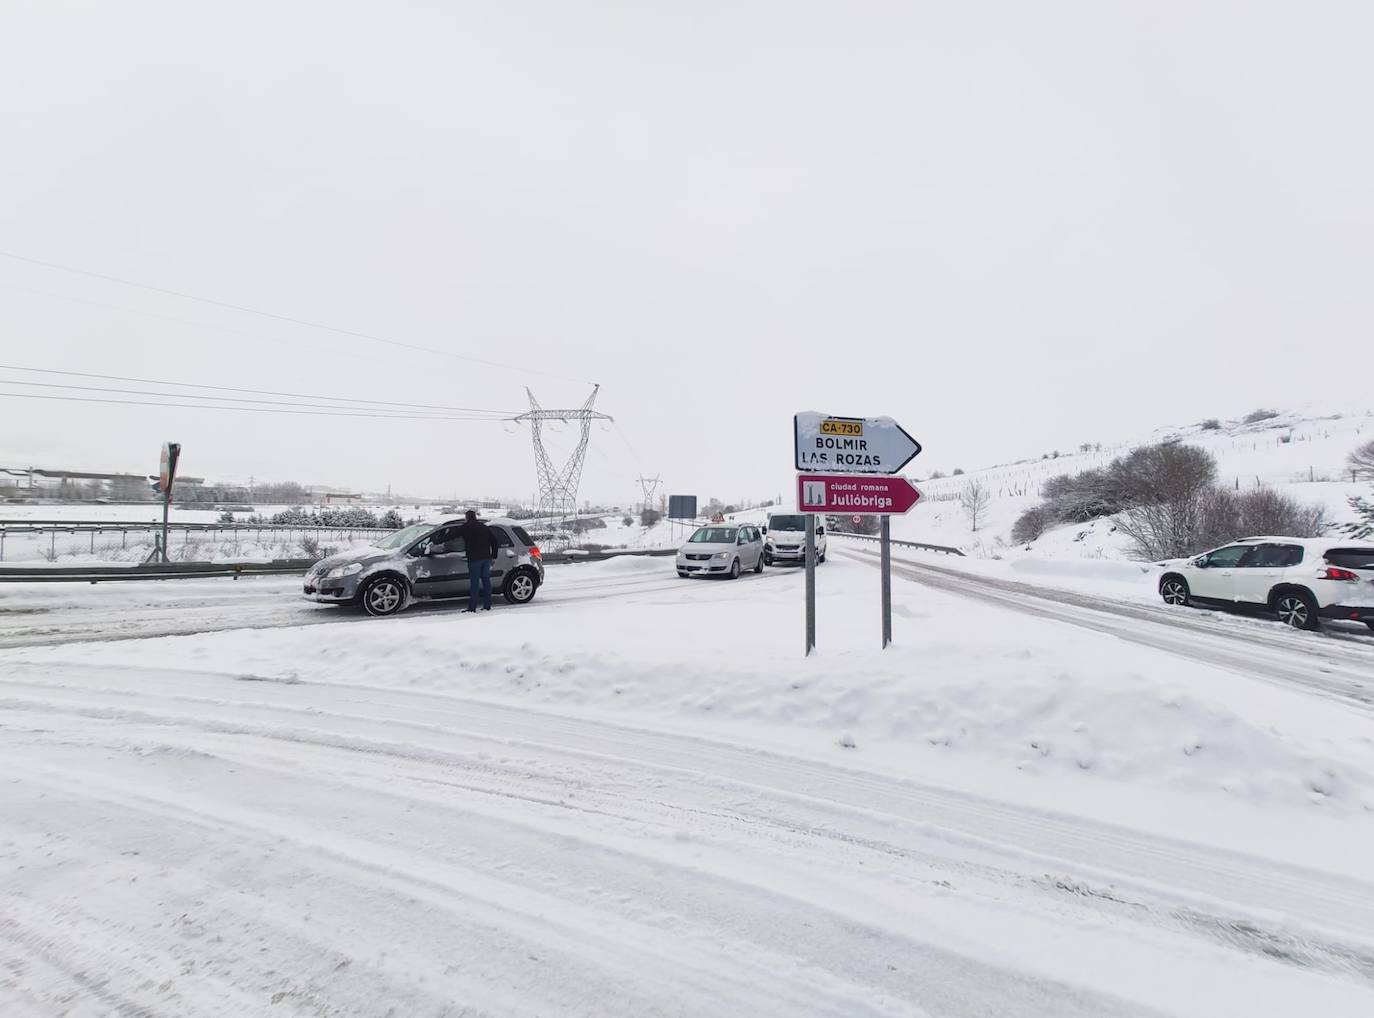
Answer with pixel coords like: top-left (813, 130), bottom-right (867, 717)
top-left (320, 492), bottom-right (363, 505)
top-left (0, 466), bottom-right (203, 501)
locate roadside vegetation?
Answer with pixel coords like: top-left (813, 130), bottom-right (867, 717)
top-left (1012, 441), bottom-right (1327, 560)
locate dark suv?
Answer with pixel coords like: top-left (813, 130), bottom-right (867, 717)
top-left (303, 516), bottom-right (544, 617)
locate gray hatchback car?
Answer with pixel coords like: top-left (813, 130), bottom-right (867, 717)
top-left (303, 516), bottom-right (545, 617)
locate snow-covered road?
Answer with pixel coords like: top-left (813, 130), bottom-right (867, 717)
top-left (0, 562), bottom-right (765, 649)
top-left (839, 546), bottom-right (1374, 713)
top-left (4, 556), bottom-right (1374, 1015)
top-left (5, 663), bottom-right (1374, 1017)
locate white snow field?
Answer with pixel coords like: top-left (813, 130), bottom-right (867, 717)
top-left (894, 406), bottom-right (1372, 559)
top-left (4, 553), bottom-right (1374, 1016)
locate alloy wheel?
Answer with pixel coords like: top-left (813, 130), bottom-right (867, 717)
top-left (365, 579), bottom-right (403, 615)
top-left (1276, 595), bottom-right (1310, 629)
top-left (1161, 580), bottom-right (1189, 606)
top-left (509, 574), bottom-right (535, 603)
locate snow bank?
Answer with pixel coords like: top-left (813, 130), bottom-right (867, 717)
top-left (13, 557), bottom-right (1373, 812)
top-left (893, 407), bottom-right (1374, 560)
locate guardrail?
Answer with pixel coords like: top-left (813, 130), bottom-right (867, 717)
top-left (0, 560), bottom-right (316, 583)
top-left (0, 547), bottom-right (680, 583)
top-left (0, 520), bottom-right (397, 561)
top-left (832, 533), bottom-right (965, 556)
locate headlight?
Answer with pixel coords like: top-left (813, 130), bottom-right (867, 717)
top-left (713, 551), bottom-right (731, 560)
top-left (326, 562), bottom-right (364, 579)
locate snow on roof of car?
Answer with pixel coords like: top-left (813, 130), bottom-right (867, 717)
top-left (1237, 536), bottom-right (1374, 548)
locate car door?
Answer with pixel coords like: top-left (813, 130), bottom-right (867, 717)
top-left (742, 526), bottom-right (762, 567)
top-left (489, 525), bottom-right (518, 587)
top-left (1188, 544), bottom-right (1253, 601)
top-left (412, 525), bottom-right (469, 598)
top-left (1232, 543), bottom-right (1295, 604)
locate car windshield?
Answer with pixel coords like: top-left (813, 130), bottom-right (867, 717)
top-left (372, 522), bottom-right (433, 550)
top-left (690, 527), bottom-right (737, 543)
top-left (768, 515), bottom-right (806, 531)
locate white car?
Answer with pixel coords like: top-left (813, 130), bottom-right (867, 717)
top-left (677, 524), bottom-right (765, 579)
top-left (762, 513), bottom-right (827, 566)
top-left (1158, 537), bottom-right (1374, 631)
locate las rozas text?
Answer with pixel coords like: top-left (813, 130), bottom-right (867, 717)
top-left (800, 436), bottom-right (881, 468)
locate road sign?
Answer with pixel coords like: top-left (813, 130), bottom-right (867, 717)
top-left (794, 412), bottom-right (921, 474)
top-left (667, 494), bottom-right (697, 520)
top-left (159, 441), bottom-right (181, 494)
top-left (797, 473), bottom-right (922, 515)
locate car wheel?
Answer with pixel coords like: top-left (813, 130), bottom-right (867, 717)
top-left (753, 553), bottom-right (764, 573)
top-left (361, 575), bottom-right (407, 617)
top-left (763, 553), bottom-right (773, 566)
top-left (729, 558), bottom-right (741, 579)
top-left (1274, 589), bottom-right (1319, 631)
top-left (818, 548), bottom-right (827, 564)
top-left (1159, 576), bottom-right (1191, 607)
top-left (504, 570), bottom-right (538, 605)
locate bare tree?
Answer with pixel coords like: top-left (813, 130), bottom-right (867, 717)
top-left (1348, 439), bottom-right (1374, 480)
top-left (959, 479), bottom-right (991, 532)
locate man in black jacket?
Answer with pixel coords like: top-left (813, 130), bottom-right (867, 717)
top-left (457, 510), bottom-right (497, 612)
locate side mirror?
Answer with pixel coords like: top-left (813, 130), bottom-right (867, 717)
top-left (761, 526), bottom-right (768, 534)
top-left (817, 526), bottom-right (825, 536)
top-left (1192, 555), bottom-right (1209, 568)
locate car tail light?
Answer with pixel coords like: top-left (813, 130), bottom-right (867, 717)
top-left (1321, 566), bottom-right (1358, 581)
top-left (530, 546), bottom-right (542, 559)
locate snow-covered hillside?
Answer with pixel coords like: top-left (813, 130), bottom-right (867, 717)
top-left (894, 407), bottom-right (1372, 560)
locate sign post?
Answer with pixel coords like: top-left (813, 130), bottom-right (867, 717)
top-left (880, 517), bottom-right (892, 648)
top-left (805, 514), bottom-right (817, 655)
top-left (794, 410), bottom-right (922, 652)
top-left (156, 442), bottom-right (181, 564)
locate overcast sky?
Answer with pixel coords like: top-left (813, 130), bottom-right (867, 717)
top-left (2, 1), bottom-right (1370, 505)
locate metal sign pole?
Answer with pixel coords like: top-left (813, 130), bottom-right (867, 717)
top-left (880, 516), bottom-right (892, 648)
top-left (161, 488), bottom-right (171, 563)
top-left (805, 513), bottom-right (817, 655)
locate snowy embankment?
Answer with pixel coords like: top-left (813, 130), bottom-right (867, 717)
top-left (6, 555), bottom-right (1374, 1014)
top-left (894, 407), bottom-right (1372, 560)
top-left (8, 555), bottom-right (1372, 814)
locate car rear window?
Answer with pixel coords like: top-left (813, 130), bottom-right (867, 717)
top-left (491, 526), bottom-right (514, 548)
top-left (511, 526), bottom-right (536, 548)
top-left (1326, 548), bottom-right (1374, 570)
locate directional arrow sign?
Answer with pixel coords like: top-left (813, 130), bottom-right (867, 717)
top-left (794, 412), bottom-right (921, 474)
top-left (797, 473), bottom-right (923, 515)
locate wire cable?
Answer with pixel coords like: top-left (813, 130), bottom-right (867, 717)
top-left (0, 251), bottom-right (591, 384)
top-left (0, 390), bottom-right (513, 421)
top-left (0, 364), bottom-right (518, 415)
top-left (0, 377), bottom-right (516, 417)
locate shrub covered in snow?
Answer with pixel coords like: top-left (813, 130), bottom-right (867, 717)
top-left (1011, 505), bottom-right (1052, 544)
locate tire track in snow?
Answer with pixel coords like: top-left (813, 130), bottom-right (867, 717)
top-left (5, 669), bottom-right (1374, 947)
top-left (842, 548), bottom-right (1374, 713)
top-left (8, 753), bottom-right (1133, 1018)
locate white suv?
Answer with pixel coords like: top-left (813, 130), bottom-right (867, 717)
top-left (1158, 537), bottom-right (1374, 631)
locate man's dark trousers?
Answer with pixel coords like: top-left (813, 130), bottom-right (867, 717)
top-left (468, 559), bottom-right (493, 612)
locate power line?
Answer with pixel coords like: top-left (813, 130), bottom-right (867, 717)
top-left (0, 251), bottom-right (591, 384)
top-left (0, 377), bottom-right (516, 416)
top-left (0, 390), bottom-right (514, 421)
top-left (0, 364), bottom-right (518, 415)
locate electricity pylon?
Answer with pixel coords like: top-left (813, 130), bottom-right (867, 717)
top-left (515, 385), bottom-right (612, 525)
top-left (637, 474), bottom-right (661, 514)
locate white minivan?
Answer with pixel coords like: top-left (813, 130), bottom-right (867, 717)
top-left (762, 513), bottom-right (827, 567)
